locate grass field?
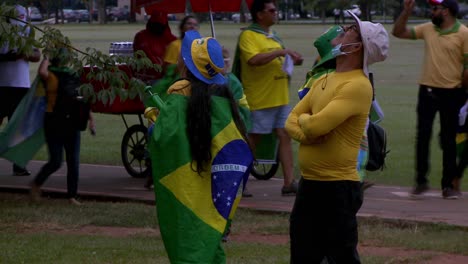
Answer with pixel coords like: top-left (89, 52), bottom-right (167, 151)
top-left (1, 192), bottom-right (468, 263)
top-left (25, 21), bottom-right (463, 190)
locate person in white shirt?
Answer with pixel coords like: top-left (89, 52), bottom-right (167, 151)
top-left (0, 4), bottom-right (40, 176)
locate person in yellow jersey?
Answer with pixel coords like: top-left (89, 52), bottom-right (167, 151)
top-left (393, 0), bottom-right (468, 199)
top-left (163, 15), bottom-right (199, 70)
top-left (232, 0), bottom-right (303, 197)
top-left (286, 12), bottom-right (388, 263)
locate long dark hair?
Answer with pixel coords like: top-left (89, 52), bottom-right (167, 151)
top-left (179, 15), bottom-right (196, 39)
top-left (186, 71), bottom-right (248, 175)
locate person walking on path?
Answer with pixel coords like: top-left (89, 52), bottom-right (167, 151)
top-left (30, 48), bottom-right (95, 205)
top-left (233, 0), bottom-right (303, 196)
top-left (0, 4), bottom-right (41, 176)
top-left (286, 12), bottom-right (389, 263)
top-left (392, 0), bottom-right (468, 199)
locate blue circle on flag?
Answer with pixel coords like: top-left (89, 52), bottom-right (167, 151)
top-left (211, 139), bottom-right (252, 219)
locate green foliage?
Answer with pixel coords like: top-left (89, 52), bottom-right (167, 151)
top-left (0, 4), bottom-right (41, 56)
top-left (0, 3), bottom-right (158, 105)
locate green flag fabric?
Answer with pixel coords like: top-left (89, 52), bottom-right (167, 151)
top-left (148, 94), bottom-right (253, 263)
top-left (0, 77), bottom-right (46, 167)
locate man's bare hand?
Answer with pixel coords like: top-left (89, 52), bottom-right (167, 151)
top-left (285, 49), bottom-right (303, 65)
top-left (28, 48), bottom-right (41, 62)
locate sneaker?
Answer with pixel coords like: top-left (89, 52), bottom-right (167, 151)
top-left (281, 180), bottom-right (298, 196)
top-left (442, 188), bottom-right (460, 200)
top-left (144, 176), bottom-right (154, 190)
top-left (69, 198), bottom-right (82, 206)
top-left (410, 183), bottom-right (429, 196)
top-left (30, 183), bottom-right (41, 203)
top-left (13, 168), bottom-right (31, 176)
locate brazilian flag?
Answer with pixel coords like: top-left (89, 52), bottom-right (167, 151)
top-left (0, 77), bottom-right (46, 167)
top-left (148, 94), bottom-right (253, 263)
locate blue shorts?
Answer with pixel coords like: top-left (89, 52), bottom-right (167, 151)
top-left (250, 105), bottom-right (291, 134)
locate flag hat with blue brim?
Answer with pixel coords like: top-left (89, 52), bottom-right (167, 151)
top-left (311, 25), bottom-right (343, 71)
top-left (182, 30), bottom-right (226, 85)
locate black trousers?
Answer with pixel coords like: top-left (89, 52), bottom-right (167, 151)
top-left (290, 178), bottom-right (362, 264)
top-left (415, 86), bottom-right (466, 189)
top-left (0, 86), bottom-right (28, 123)
top-left (34, 114), bottom-right (81, 198)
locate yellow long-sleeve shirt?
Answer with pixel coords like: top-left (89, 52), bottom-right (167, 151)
top-left (286, 69), bottom-right (372, 182)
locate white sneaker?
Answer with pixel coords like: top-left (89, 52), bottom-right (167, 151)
top-left (69, 198), bottom-right (82, 206)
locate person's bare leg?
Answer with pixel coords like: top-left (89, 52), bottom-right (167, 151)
top-left (248, 133), bottom-right (260, 153)
top-left (275, 128), bottom-right (294, 187)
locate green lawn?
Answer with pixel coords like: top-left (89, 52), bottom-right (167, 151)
top-left (27, 22), bottom-right (461, 190)
top-left (1, 192), bottom-right (468, 263)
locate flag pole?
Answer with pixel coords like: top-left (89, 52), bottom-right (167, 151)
top-left (208, 1), bottom-right (215, 38)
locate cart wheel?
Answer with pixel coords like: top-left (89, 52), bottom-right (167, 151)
top-left (121, 124), bottom-right (150, 178)
top-left (251, 158), bottom-right (279, 180)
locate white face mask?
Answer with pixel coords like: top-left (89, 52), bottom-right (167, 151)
top-left (331, 42), bottom-right (361, 58)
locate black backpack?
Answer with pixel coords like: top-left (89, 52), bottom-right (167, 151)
top-left (366, 121), bottom-right (388, 171)
top-left (366, 73), bottom-right (389, 171)
top-left (51, 69), bottom-right (90, 131)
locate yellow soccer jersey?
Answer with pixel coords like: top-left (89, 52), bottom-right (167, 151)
top-left (238, 30), bottom-right (289, 110)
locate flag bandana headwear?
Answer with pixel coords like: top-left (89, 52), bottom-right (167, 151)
top-left (182, 30), bottom-right (226, 85)
top-left (348, 11), bottom-right (389, 77)
top-left (428, 0), bottom-right (459, 15)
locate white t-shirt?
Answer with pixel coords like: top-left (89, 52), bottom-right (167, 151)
top-left (0, 4), bottom-right (31, 89)
top-left (0, 54), bottom-right (30, 89)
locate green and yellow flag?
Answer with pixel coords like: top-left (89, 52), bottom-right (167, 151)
top-left (0, 77), bottom-right (46, 167)
top-left (148, 94), bottom-right (253, 263)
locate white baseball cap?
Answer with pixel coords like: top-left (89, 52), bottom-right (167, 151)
top-left (348, 11), bottom-right (389, 77)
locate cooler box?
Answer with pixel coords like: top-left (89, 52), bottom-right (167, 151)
top-left (81, 65), bottom-right (145, 114)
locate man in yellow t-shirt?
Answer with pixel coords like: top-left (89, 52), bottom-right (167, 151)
top-left (233, 0), bottom-right (303, 196)
top-left (393, 0), bottom-right (468, 199)
top-left (286, 13), bottom-right (389, 262)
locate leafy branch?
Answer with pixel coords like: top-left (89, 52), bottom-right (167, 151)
top-left (0, 3), bottom-right (158, 106)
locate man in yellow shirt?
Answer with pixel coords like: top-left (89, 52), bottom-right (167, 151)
top-left (286, 13), bottom-right (389, 263)
top-left (393, 0), bottom-right (468, 199)
top-left (233, 0), bottom-right (303, 196)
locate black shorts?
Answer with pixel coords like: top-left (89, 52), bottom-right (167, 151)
top-left (290, 178), bottom-right (363, 264)
top-left (0, 86), bottom-right (29, 122)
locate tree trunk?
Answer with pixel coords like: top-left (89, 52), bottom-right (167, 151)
top-left (129, 0), bottom-right (136, 23)
top-left (98, 0), bottom-right (106, 24)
